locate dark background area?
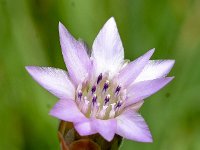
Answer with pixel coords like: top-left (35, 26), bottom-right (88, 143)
top-left (0, 0), bottom-right (200, 149)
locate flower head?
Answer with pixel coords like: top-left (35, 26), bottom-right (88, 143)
top-left (26, 17), bottom-right (174, 142)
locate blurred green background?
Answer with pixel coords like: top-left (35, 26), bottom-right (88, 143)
top-left (0, 0), bottom-right (200, 149)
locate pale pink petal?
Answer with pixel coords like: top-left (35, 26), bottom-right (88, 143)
top-left (91, 17), bottom-right (124, 78)
top-left (92, 118), bottom-right (117, 141)
top-left (26, 66), bottom-right (75, 99)
top-left (134, 60), bottom-right (175, 82)
top-left (126, 77), bottom-right (174, 106)
top-left (116, 111), bottom-right (152, 142)
top-left (49, 99), bottom-right (87, 123)
top-left (59, 22), bottom-right (91, 86)
top-left (74, 119), bottom-right (97, 136)
top-left (117, 49), bottom-right (154, 87)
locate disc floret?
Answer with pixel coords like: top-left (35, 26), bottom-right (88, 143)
top-left (75, 73), bottom-right (126, 120)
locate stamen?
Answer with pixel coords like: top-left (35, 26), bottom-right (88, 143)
top-left (104, 94), bottom-right (110, 105)
top-left (91, 85), bottom-right (96, 94)
top-left (115, 101), bottom-right (122, 110)
top-left (103, 80), bottom-right (109, 92)
top-left (79, 96), bottom-right (87, 111)
top-left (90, 102), bottom-right (100, 118)
top-left (97, 73), bottom-right (103, 84)
top-left (83, 96), bottom-right (87, 101)
top-left (92, 94), bottom-right (97, 106)
top-left (98, 105), bottom-right (108, 118)
top-left (115, 86), bottom-right (121, 95)
top-left (78, 90), bottom-right (82, 100)
top-left (109, 103), bottom-right (116, 118)
top-left (82, 99), bottom-right (89, 114)
top-left (76, 73), bottom-right (128, 119)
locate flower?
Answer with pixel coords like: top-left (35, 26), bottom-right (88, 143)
top-left (26, 17), bottom-right (174, 142)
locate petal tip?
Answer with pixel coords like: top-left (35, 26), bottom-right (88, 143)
top-left (59, 21), bottom-right (64, 29)
top-left (49, 107), bottom-right (57, 118)
top-left (167, 76), bottom-right (175, 81)
top-left (107, 16), bottom-right (116, 23)
top-left (171, 59), bottom-right (175, 63)
top-left (143, 48), bottom-right (155, 59)
top-left (25, 66), bottom-right (32, 70)
top-left (106, 136), bottom-right (114, 142)
top-left (163, 76), bottom-right (174, 86)
top-left (133, 132), bottom-right (153, 143)
top-left (143, 132), bottom-right (153, 143)
top-left (109, 16), bottom-right (115, 22)
top-left (142, 136), bottom-right (153, 143)
top-left (171, 60), bottom-right (175, 67)
top-left (104, 17), bottom-right (117, 28)
top-left (149, 48), bottom-right (155, 55)
top-left (48, 111), bottom-right (53, 117)
top-left (25, 66), bottom-right (36, 74)
top-left (59, 22), bottom-right (68, 35)
top-left (166, 59), bottom-right (175, 67)
top-left (100, 132), bottom-right (115, 142)
top-left (166, 60), bottom-right (175, 70)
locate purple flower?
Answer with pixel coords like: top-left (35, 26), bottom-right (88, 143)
top-left (26, 17), bottom-right (174, 142)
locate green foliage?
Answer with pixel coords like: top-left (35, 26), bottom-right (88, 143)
top-left (0, 0), bottom-right (200, 149)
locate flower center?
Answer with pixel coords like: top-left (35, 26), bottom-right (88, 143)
top-left (75, 73), bottom-right (127, 120)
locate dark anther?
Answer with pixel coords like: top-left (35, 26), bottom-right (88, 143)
top-left (97, 73), bottom-right (103, 84)
top-left (103, 80), bottom-right (109, 92)
top-left (104, 95), bottom-right (110, 105)
top-left (91, 85), bottom-right (96, 94)
top-left (92, 95), bottom-right (97, 106)
top-left (78, 91), bottom-right (82, 100)
top-left (115, 101), bottom-right (122, 109)
top-left (115, 86), bottom-right (121, 95)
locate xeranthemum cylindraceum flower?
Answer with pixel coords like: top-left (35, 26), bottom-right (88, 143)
top-left (26, 17), bottom-right (174, 142)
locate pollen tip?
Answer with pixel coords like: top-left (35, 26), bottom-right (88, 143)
top-left (104, 94), bottom-right (110, 105)
top-left (78, 90), bottom-right (82, 100)
top-left (97, 73), bottom-right (103, 84)
top-left (103, 80), bottom-right (109, 91)
top-left (115, 101), bottom-right (122, 109)
top-left (115, 85), bottom-right (121, 94)
top-left (91, 85), bottom-right (96, 94)
top-left (92, 94), bottom-right (97, 105)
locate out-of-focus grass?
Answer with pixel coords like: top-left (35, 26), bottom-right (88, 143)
top-left (0, 0), bottom-right (200, 149)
